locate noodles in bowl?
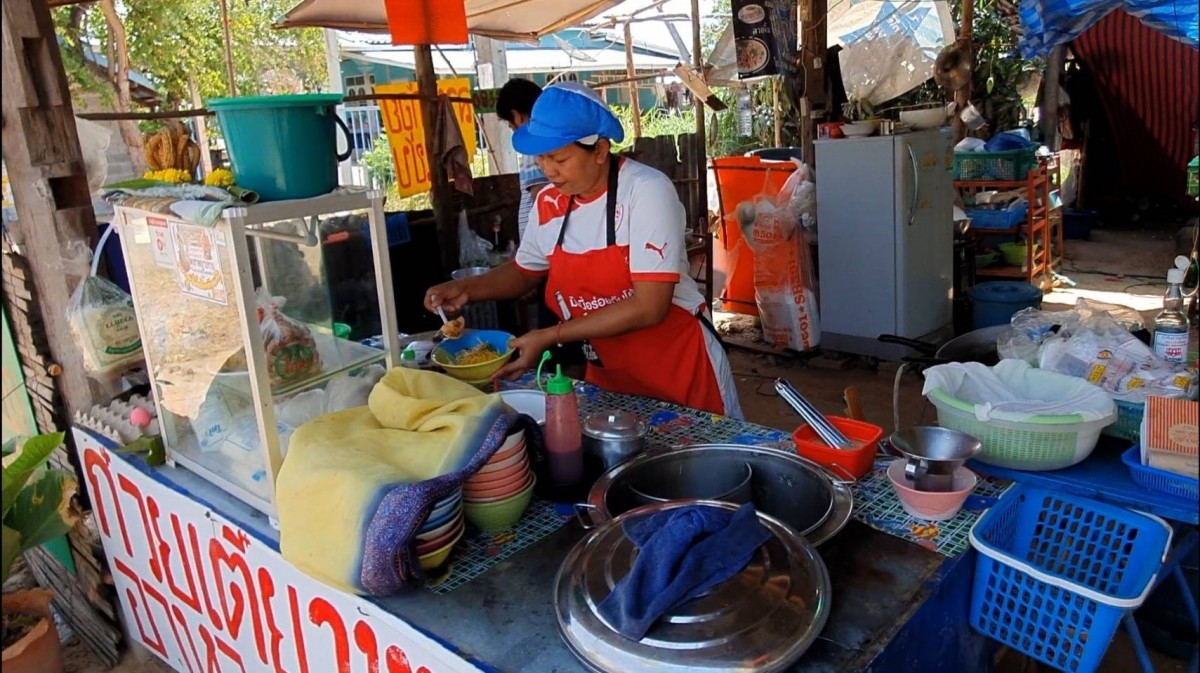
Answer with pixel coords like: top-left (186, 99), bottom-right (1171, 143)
top-left (433, 330), bottom-right (514, 383)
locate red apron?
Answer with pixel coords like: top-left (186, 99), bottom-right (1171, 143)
top-left (544, 159), bottom-right (727, 415)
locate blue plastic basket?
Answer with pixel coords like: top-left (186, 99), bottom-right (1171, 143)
top-left (967, 201), bottom-right (1029, 230)
top-left (1103, 399), bottom-right (1144, 442)
top-left (1121, 446), bottom-right (1199, 501)
top-left (969, 486), bottom-right (1172, 673)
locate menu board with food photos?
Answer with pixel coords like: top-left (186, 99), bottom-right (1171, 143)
top-left (732, 0), bottom-right (798, 81)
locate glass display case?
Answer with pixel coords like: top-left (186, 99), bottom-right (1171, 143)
top-left (115, 192), bottom-right (401, 519)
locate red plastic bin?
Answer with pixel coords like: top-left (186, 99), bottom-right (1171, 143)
top-left (792, 416), bottom-right (884, 480)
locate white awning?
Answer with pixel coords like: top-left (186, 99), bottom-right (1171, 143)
top-left (278, 0), bottom-right (627, 43)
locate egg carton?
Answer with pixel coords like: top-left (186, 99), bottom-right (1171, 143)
top-left (74, 394), bottom-right (160, 445)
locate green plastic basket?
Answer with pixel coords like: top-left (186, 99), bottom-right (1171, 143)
top-left (1102, 399), bottom-right (1144, 442)
top-left (929, 389), bottom-right (1110, 470)
top-left (953, 149), bottom-right (1038, 181)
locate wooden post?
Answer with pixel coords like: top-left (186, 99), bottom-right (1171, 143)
top-left (952, 0), bottom-right (975, 144)
top-left (624, 21), bottom-right (642, 139)
top-left (475, 36), bottom-right (518, 175)
top-left (1, 0), bottom-right (115, 420)
top-left (188, 76), bottom-right (213, 176)
top-left (1041, 45), bottom-right (1066, 150)
top-left (690, 0), bottom-right (712, 308)
top-left (218, 0), bottom-right (237, 96)
top-left (800, 0), bottom-right (828, 166)
top-left (415, 45), bottom-right (458, 276)
top-left (772, 78), bottom-right (783, 147)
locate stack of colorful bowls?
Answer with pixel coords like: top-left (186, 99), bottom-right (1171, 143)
top-left (416, 488), bottom-right (465, 570)
top-left (463, 430), bottom-right (537, 532)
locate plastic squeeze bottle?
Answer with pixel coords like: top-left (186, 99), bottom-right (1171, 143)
top-left (1152, 261), bottom-right (1190, 365)
top-left (538, 352), bottom-right (583, 486)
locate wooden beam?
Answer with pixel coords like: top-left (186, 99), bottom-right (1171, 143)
top-left (188, 75), bottom-right (213, 176)
top-left (1, 0), bottom-right (117, 420)
top-left (415, 45), bottom-right (457, 277)
top-left (623, 21), bottom-right (642, 139)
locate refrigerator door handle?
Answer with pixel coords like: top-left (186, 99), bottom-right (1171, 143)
top-left (906, 142), bottom-right (920, 226)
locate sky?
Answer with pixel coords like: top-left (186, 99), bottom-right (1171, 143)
top-left (589, 0), bottom-right (724, 57)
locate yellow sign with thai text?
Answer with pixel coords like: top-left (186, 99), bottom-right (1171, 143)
top-left (377, 78), bottom-right (476, 197)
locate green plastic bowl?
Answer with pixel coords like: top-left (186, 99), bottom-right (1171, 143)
top-left (463, 476), bottom-right (536, 532)
top-left (999, 241), bottom-right (1039, 267)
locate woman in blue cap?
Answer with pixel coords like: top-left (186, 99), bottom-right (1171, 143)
top-left (426, 83), bottom-right (742, 418)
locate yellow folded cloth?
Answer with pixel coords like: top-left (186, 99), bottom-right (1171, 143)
top-left (277, 367), bottom-right (508, 594)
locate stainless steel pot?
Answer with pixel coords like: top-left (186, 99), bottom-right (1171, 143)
top-left (555, 499), bottom-right (831, 673)
top-left (582, 411), bottom-right (648, 470)
top-left (578, 444), bottom-right (853, 546)
top-left (629, 462), bottom-right (753, 506)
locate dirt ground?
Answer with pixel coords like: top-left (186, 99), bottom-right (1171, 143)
top-left (58, 223), bottom-right (1197, 672)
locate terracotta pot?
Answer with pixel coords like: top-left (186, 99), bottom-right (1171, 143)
top-left (2, 588), bottom-right (64, 673)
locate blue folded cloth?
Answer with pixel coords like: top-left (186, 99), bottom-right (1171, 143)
top-left (596, 503), bottom-right (771, 641)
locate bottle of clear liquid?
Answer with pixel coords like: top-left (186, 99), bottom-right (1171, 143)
top-left (1153, 267), bottom-right (1190, 365)
top-left (736, 88), bottom-right (753, 137)
top-left (538, 353), bottom-right (582, 486)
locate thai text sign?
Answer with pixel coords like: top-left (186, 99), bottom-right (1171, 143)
top-left (75, 428), bottom-right (482, 673)
top-left (378, 79), bottom-right (477, 198)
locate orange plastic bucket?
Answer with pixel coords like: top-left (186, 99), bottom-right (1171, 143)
top-left (710, 157), bottom-right (795, 316)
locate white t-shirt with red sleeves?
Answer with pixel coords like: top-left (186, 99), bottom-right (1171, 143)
top-left (514, 158), bottom-right (705, 314)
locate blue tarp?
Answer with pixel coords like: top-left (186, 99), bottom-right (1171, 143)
top-left (1018, 0), bottom-right (1198, 56)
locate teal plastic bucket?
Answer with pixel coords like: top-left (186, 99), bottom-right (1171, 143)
top-left (208, 94), bottom-right (351, 202)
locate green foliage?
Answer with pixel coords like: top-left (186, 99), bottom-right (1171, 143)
top-left (52, 0), bottom-right (327, 108)
top-left (1, 433), bottom-right (79, 585)
top-left (608, 106), bottom-right (698, 153)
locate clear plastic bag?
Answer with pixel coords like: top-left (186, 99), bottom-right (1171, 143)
top-left (65, 239), bottom-right (144, 378)
top-left (457, 208), bottom-right (493, 268)
top-left (738, 163), bottom-right (821, 351)
top-left (256, 288), bottom-right (321, 386)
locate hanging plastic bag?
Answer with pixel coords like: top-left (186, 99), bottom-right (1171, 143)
top-left (66, 234), bottom-right (144, 378)
top-left (256, 288), bottom-right (322, 387)
top-left (457, 208), bottom-right (492, 268)
top-left (737, 162), bottom-right (821, 351)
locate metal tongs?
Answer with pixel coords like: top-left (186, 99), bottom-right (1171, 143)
top-left (775, 379), bottom-right (854, 450)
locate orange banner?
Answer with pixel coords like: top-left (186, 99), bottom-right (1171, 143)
top-left (377, 79), bottom-right (477, 198)
top-left (384, 0), bottom-right (468, 45)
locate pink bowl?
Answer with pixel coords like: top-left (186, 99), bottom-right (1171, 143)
top-left (464, 472), bottom-right (534, 502)
top-left (488, 439), bottom-right (526, 464)
top-left (886, 460), bottom-right (977, 521)
top-left (468, 456), bottom-right (529, 486)
top-left (479, 449), bottom-right (527, 473)
top-left (498, 430), bottom-right (525, 453)
top-left (416, 517), bottom-right (464, 555)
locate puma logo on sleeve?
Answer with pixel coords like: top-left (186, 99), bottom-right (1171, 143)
top-left (644, 241), bottom-right (667, 260)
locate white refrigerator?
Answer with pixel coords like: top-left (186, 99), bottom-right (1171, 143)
top-left (814, 130), bottom-right (954, 360)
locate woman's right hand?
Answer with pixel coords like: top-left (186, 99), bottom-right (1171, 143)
top-left (424, 279), bottom-right (472, 316)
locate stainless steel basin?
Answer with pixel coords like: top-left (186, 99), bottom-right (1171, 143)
top-left (581, 444), bottom-right (853, 546)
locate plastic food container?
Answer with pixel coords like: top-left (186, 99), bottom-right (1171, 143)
top-left (792, 416), bottom-right (883, 480)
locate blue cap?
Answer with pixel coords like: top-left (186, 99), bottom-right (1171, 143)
top-left (512, 82), bottom-right (625, 156)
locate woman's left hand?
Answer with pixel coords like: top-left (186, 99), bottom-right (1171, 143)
top-left (494, 328), bottom-right (556, 381)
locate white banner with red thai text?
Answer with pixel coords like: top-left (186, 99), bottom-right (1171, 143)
top-left (74, 429), bottom-right (483, 673)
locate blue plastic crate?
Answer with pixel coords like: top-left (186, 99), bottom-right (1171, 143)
top-left (1121, 446), bottom-right (1199, 501)
top-left (966, 201), bottom-right (1028, 230)
top-left (362, 211), bottom-right (411, 249)
top-left (969, 486), bottom-right (1172, 673)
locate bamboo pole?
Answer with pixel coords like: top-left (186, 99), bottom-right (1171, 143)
top-left (188, 75), bottom-right (213, 175)
top-left (690, 0), bottom-right (712, 308)
top-left (218, 0), bottom-right (237, 96)
top-left (772, 78), bottom-right (783, 147)
top-left (623, 20), bottom-right (642, 139)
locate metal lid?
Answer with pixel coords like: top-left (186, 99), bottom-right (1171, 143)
top-left (582, 411), bottom-right (647, 441)
top-left (554, 500), bottom-right (831, 673)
